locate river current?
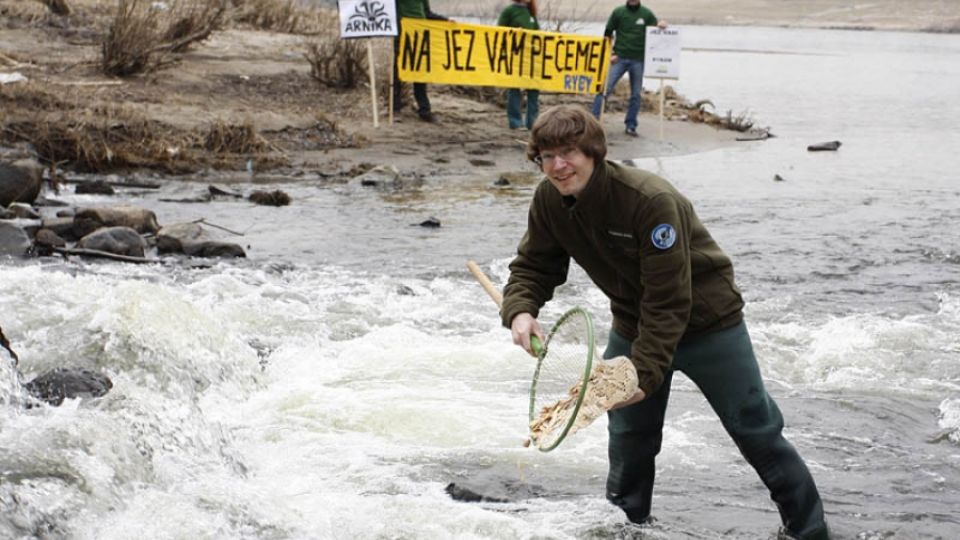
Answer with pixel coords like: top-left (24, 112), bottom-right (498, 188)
top-left (2, 25), bottom-right (959, 539)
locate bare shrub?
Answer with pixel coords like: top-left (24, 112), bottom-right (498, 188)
top-left (305, 40), bottom-right (368, 89)
top-left (232, 0), bottom-right (328, 34)
top-left (101, 0), bottom-right (226, 77)
top-left (717, 110), bottom-right (755, 132)
top-left (164, 0), bottom-right (228, 51)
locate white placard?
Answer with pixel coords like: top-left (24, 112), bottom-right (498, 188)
top-left (644, 27), bottom-right (680, 80)
top-left (338, 0), bottom-right (398, 39)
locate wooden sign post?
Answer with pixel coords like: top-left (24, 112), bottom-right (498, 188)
top-left (644, 27), bottom-right (681, 141)
top-left (337, 0), bottom-right (399, 128)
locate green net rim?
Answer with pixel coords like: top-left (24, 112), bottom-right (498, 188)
top-left (527, 306), bottom-right (595, 452)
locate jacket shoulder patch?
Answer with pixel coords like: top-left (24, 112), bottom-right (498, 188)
top-left (650, 223), bottom-right (676, 250)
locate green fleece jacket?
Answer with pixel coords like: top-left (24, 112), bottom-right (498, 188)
top-left (396, 0), bottom-right (445, 20)
top-left (604, 3), bottom-right (658, 60)
top-left (501, 160), bottom-right (744, 396)
top-left (497, 3), bottom-right (539, 30)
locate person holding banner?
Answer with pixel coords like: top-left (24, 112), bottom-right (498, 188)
top-left (591, 0), bottom-right (666, 137)
top-left (501, 105), bottom-right (831, 540)
top-left (497, 0), bottom-right (540, 130)
top-left (393, 0), bottom-right (449, 122)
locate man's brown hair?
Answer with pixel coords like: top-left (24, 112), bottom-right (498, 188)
top-left (527, 105), bottom-right (607, 164)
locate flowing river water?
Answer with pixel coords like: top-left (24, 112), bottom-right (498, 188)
top-left (2, 25), bottom-right (959, 539)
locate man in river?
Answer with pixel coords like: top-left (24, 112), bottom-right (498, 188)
top-left (500, 104), bottom-right (830, 539)
top-left (591, 0), bottom-right (666, 137)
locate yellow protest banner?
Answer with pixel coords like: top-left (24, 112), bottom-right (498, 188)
top-left (396, 19), bottom-right (609, 94)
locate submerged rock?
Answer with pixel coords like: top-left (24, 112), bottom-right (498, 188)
top-left (156, 222), bottom-right (246, 258)
top-left (24, 367), bottom-right (113, 406)
top-left (6, 203), bottom-right (40, 219)
top-left (33, 228), bottom-right (67, 255)
top-left (444, 483), bottom-right (509, 503)
top-left (0, 158), bottom-right (43, 207)
top-left (75, 180), bottom-right (116, 195)
top-left (807, 140), bottom-right (842, 151)
top-left (249, 190), bottom-right (291, 206)
top-left (182, 241), bottom-right (246, 258)
top-left (352, 165), bottom-right (400, 188)
top-left (0, 221), bottom-right (31, 257)
top-left (77, 225), bottom-right (147, 257)
top-left (75, 206), bottom-right (160, 234)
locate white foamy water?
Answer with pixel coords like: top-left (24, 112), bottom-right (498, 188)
top-left (3, 25), bottom-right (960, 539)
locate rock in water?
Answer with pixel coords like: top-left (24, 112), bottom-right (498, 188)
top-left (444, 483), bottom-right (509, 503)
top-left (24, 367), bottom-right (113, 406)
top-left (807, 140), bottom-right (842, 151)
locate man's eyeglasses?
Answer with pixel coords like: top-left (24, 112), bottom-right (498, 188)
top-left (534, 147), bottom-right (581, 167)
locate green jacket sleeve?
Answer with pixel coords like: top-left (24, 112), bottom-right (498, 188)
top-left (630, 192), bottom-right (693, 395)
top-left (603, 9), bottom-right (618, 38)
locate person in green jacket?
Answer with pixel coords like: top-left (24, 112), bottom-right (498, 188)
top-left (591, 0), bottom-right (666, 137)
top-left (394, 0), bottom-right (449, 122)
top-left (500, 105), bottom-right (830, 540)
top-left (497, 0), bottom-right (540, 129)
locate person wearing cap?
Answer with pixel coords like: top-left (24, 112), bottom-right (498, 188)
top-left (499, 104), bottom-right (830, 539)
top-left (591, 0), bottom-right (667, 137)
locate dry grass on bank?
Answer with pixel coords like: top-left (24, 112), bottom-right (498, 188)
top-left (0, 82), bottom-right (361, 174)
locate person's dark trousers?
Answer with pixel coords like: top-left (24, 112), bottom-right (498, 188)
top-left (603, 322), bottom-right (829, 539)
top-left (506, 88), bottom-right (540, 129)
top-left (392, 33), bottom-right (432, 116)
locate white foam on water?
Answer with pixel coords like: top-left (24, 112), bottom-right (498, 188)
top-left (938, 398), bottom-right (960, 445)
top-left (750, 293), bottom-right (960, 396)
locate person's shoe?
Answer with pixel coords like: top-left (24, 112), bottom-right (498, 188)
top-left (418, 111), bottom-right (437, 123)
top-left (625, 127), bottom-right (639, 137)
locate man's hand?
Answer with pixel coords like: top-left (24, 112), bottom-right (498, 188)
top-left (610, 54), bottom-right (620, 64)
top-left (610, 388), bottom-right (646, 410)
top-left (510, 313), bottom-right (545, 357)
top-left (657, 20), bottom-right (668, 29)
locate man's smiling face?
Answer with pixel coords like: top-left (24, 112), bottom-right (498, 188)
top-left (539, 146), bottom-right (595, 197)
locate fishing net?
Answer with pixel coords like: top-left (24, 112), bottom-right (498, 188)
top-left (528, 354), bottom-right (638, 450)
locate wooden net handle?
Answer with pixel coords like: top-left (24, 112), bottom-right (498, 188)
top-left (466, 260), bottom-right (503, 308)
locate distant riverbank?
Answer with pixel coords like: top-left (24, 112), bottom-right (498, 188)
top-left (434, 0), bottom-right (960, 33)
